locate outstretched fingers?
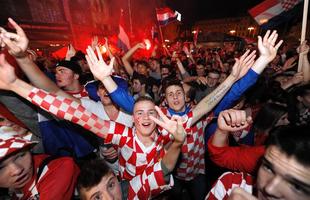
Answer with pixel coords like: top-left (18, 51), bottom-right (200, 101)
top-left (275, 40), bottom-right (283, 50)
top-left (95, 46), bottom-right (103, 61)
top-left (8, 18), bottom-right (26, 38)
top-left (154, 106), bottom-right (169, 122)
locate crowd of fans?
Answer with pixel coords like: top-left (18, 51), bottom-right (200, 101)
top-left (0, 17), bottom-right (309, 200)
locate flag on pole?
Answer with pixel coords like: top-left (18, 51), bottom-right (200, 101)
top-left (117, 9), bottom-right (131, 52)
top-left (249, 0), bottom-right (303, 27)
top-left (156, 7), bottom-right (181, 26)
top-left (151, 25), bottom-right (159, 42)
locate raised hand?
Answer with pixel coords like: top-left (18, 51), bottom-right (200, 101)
top-left (230, 50), bottom-right (256, 81)
top-left (150, 106), bottom-right (186, 144)
top-left (217, 109), bottom-right (252, 132)
top-left (282, 56), bottom-right (297, 70)
top-left (90, 36), bottom-right (99, 50)
top-left (0, 54), bottom-right (18, 90)
top-left (104, 37), bottom-right (109, 48)
top-left (65, 44), bottom-right (76, 61)
top-left (85, 46), bottom-right (115, 82)
top-left (196, 76), bottom-right (208, 85)
top-left (136, 42), bottom-right (146, 49)
top-left (0, 18), bottom-right (29, 58)
top-left (297, 40), bottom-right (309, 55)
top-left (257, 30), bottom-right (283, 63)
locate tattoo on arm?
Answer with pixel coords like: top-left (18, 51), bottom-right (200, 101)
top-left (206, 83), bottom-right (229, 108)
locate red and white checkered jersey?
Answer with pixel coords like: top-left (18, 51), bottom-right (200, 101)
top-left (66, 87), bottom-right (89, 99)
top-left (12, 155), bottom-right (79, 200)
top-left (161, 108), bottom-right (214, 181)
top-left (128, 161), bottom-right (173, 200)
top-left (27, 88), bottom-right (172, 183)
top-left (205, 172), bottom-right (253, 200)
top-left (104, 123), bottom-right (169, 180)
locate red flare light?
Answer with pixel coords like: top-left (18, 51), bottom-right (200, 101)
top-left (144, 39), bottom-right (151, 50)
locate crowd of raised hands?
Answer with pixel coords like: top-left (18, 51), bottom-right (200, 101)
top-left (0, 17), bottom-right (310, 200)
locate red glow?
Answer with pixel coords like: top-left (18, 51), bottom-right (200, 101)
top-left (100, 45), bottom-right (107, 54)
top-left (144, 39), bottom-right (151, 50)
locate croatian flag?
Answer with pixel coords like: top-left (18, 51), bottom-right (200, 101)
top-left (118, 9), bottom-right (130, 52)
top-left (156, 7), bottom-right (181, 26)
top-left (249, 0), bottom-right (303, 26)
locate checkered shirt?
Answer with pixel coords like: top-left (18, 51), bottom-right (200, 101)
top-left (128, 161), bottom-right (173, 200)
top-left (66, 87), bottom-right (89, 99)
top-left (297, 108), bottom-right (310, 126)
top-left (104, 123), bottom-right (168, 180)
top-left (281, 0), bottom-right (299, 11)
top-left (27, 88), bottom-right (171, 183)
top-left (161, 108), bottom-right (214, 181)
top-left (0, 127), bottom-right (36, 160)
top-left (205, 172), bottom-right (253, 200)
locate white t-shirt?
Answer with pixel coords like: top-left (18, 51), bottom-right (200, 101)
top-left (80, 98), bottom-right (133, 127)
top-left (80, 98), bottom-right (133, 175)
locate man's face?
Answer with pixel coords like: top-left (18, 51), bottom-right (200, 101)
top-left (0, 151), bottom-right (33, 190)
top-left (78, 60), bottom-right (89, 72)
top-left (196, 64), bottom-right (205, 77)
top-left (207, 72), bottom-right (220, 87)
top-left (137, 64), bottom-right (148, 76)
top-left (132, 79), bottom-right (143, 93)
top-left (55, 66), bottom-right (77, 88)
top-left (0, 115), bottom-right (27, 135)
top-left (80, 172), bottom-right (122, 200)
top-left (150, 60), bottom-right (159, 71)
top-left (97, 86), bottom-right (112, 106)
top-left (257, 146), bottom-right (310, 200)
top-left (165, 85), bottom-right (186, 112)
top-left (161, 67), bottom-right (170, 79)
top-left (133, 100), bottom-right (157, 137)
top-left (219, 73), bottom-right (228, 83)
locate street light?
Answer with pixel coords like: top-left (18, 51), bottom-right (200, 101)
top-left (247, 27), bottom-right (255, 37)
top-left (229, 30), bottom-right (236, 34)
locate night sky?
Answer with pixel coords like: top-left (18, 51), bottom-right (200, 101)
top-left (166, 0), bottom-right (264, 25)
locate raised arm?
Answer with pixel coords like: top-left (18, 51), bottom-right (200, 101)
top-left (65, 44), bottom-right (76, 61)
top-left (0, 54), bottom-right (111, 139)
top-left (251, 30), bottom-right (283, 74)
top-left (297, 40), bottom-right (310, 82)
top-left (86, 46), bottom-right (135, 113)
top-left (0, 18), bottom-right (74, 101)
top-left (121, 43), bottom-right (146, 76)
top-left (128, 107), bottom-right (186, 199)
top-left (150, 106), bottom-right (186, 171)
top-left (213, 30), bottom-right (283, 115)
top-left (191, 50), bottom-right (256, 125)
top-left (208, 109), bottom-right (264, 174)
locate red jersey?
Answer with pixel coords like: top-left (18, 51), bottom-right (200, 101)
top-left (12, 154), bottom-right (79, 200)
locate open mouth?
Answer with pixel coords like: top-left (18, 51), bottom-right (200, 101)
top-left (142, 122), bottom-right (151, 127)
top-left (15, 173), bottom-right (29, 185)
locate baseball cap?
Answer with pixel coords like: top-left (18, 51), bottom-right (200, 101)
top-left (56, 60), bottom-right (82, 75)
top-left (0, 126), bottom-right (37, 160)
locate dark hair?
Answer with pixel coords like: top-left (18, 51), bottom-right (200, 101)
top-left (253, 103), bottom-right (287, 133)
top-left (77, 159), bottom-right (113, 193)
top-left (267, 125), bottom-right (310, 167)
top-left (136, 60), bottom-right (150, 68)
top-left (132, 73), bottom-right (147, 85)
top-left (162, 78), bottom-right (183, 94)
top-left (135, 95), bottom-right (155, 105)
top-left (295, 83), bottom-right (310, 97)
